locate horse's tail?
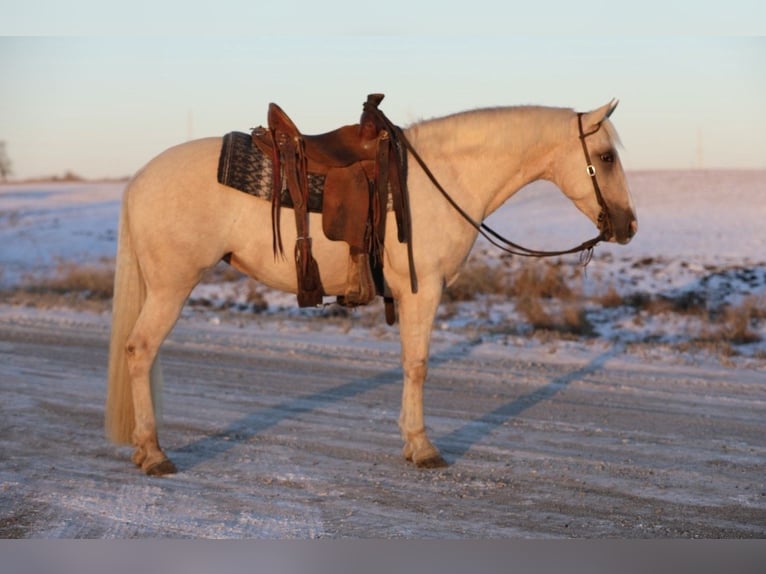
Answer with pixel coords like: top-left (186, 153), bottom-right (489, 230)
top-left (105, 190), bottom-right (162, 444)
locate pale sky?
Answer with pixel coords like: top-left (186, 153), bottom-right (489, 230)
top-left (1, 4), bottom-right (765, 179)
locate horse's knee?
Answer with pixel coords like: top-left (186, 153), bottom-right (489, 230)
top-left (404, 360), bottom-right (428, 384)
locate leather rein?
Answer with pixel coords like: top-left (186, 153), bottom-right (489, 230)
top-left (395, 112), bottom-right (613, 264)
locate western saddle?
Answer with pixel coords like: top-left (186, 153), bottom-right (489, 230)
top-left (251, 94), bottom-right (416, 324)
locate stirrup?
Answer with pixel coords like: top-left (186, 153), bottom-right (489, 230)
top-left (339, 253), bottom-right (376, 307)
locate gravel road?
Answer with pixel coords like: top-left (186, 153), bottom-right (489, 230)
top-left (1, 308), bottom-right (764, 538)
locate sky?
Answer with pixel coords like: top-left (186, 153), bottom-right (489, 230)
top-left (1, 3), bottom-right (765, 179)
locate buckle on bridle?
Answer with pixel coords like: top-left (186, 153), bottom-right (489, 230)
top-left (586, 164), bottom-right (596, 177)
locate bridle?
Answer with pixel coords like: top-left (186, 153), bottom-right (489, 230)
top-left (577, 112), bottom-right (614, 242)
top-left (394, 111), bottom-right (615, 263)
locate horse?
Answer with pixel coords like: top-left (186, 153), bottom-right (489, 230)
top-left (105, 98), bottom-right (638, 475)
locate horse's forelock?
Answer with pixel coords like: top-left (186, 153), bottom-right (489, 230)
top-left (601, 118), bottom-right (623, 149)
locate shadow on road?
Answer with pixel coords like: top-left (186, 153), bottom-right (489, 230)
top-left (173, 340), bottom-right (621, 471)
top-left (436, 345), bottom-right (622, 462)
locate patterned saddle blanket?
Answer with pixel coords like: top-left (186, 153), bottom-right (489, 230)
top-left (216, 131), bottom-right (326, 213)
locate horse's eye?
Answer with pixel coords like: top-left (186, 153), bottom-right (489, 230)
top-left (600, 152), bottom-right (615, 163)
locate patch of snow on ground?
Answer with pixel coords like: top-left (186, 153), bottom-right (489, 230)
top-left (1, 170), bottom-right (765, 364)
top-left (0, 182), bottom-right (123, 285)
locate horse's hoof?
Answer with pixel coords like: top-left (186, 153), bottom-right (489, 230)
top-left (145, 458), bottom-right (178, 476)
top-left (415, 454), bottom-right (448, 469)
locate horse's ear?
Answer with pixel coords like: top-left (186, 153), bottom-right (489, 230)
top-left (606, 98), bottom-right (619, 118)
top-left (582, 99), bottom-right (619, 130)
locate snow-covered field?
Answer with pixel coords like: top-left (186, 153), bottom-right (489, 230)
top-left (2, 170), bottom-right (765, 364)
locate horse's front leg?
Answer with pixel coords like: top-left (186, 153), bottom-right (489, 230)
top-left (397, 286), bottom-right (448, 468)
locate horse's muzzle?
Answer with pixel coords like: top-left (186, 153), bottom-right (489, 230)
top-left (613, 217), bottom-right (638, 245)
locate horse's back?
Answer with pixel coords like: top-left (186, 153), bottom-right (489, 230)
top-left (130, 137), bottom-right (222, 191)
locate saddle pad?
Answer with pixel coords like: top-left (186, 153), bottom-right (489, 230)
top-left (217, 131), bottom-right (325, 213)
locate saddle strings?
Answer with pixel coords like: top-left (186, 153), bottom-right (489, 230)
top-left (392, 116), bottom-right (609, 263)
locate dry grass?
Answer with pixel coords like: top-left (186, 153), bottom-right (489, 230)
top-left (443, 257), bottom-right (765, 349)
top-left (3, 256), bottom-right (763, 359)
top-left (515, 295), bottom-right (594, 336)
top-left (1, 259), bottom-right (115, 311)
top-left (444, 257), bottom-right (576, 302)
top-left (596, 285), bottom-right (624, 308)
top-left (47, 261), bottom-right (115, 299)
top-left (243, 281), bottom-right (269, 312)
top-left (596, 281), bottom-right (764, 343)
top-left (20, 260), bottom-right (115, 300)
top-left (508, 262), bottom-right (574, 301)
top-left (443, 257), bottom-right (593, 336)
top-left (443, 258), bottom-right (513, 302)
top-left (705, 296), bottom-right (764, 345)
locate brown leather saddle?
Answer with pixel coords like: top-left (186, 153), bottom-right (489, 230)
top-left (252, 94), bottom-right (416, 323)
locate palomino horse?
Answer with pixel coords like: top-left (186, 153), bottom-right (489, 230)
top-left (106, 99), bottom-right (637, 475)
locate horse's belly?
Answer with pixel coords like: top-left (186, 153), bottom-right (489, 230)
top-left (229, 208), bottom-right (352, 296)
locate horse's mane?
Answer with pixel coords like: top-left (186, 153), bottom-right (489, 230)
top-left (407, 105), bottom-right (572, 130)
top-left (406, 105), bottom-right (622, 150)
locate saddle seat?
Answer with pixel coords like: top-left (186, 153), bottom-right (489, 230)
top-left (263, 99), bottom-right (383, 174)
top-left (251, 94), bottom-right (414, 321)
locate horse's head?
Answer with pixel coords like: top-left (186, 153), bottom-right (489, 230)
top-left (551, 100), bottom-right (637, 245)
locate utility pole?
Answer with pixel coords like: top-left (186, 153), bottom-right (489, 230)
top-left (0, 141), bottom-right (12, 181)
top-left (187, 110), bottom-right (194, 141)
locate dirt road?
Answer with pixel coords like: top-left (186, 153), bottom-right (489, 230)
top-left (1, 307), bottom-right (764, 538)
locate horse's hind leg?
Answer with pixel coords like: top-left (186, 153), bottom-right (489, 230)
top-left (126, 289), bottom-right (187, 475)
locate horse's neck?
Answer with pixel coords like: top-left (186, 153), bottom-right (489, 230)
top-left (405, 107), bottom-right (569, 218)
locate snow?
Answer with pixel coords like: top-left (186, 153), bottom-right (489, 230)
top-left (2, 170), bottom-right (765, 363)
top-left (0, 181), bottom-right (121, 285)
top-left (1, 171), bottom-right (765, 539)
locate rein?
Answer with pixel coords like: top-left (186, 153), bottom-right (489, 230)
top-left (395, 112), bottom-right (613, 264)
